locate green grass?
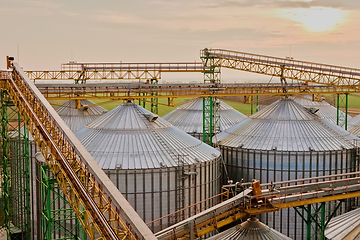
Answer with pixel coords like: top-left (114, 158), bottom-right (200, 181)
top-left (64, 94), bottom-right (360, 117)
top-left (219, 99), bottom-right (251, 115)
top-left (91, 98), bottom-right (193, 116)
top-left (91, 97), bottom-right (252, 116)
top-left (51, 94), bottom-right (360, 118)
top-left (342, 95), bottom-right (360, 109)
top-left (323, 94), bottom-right (360, 109)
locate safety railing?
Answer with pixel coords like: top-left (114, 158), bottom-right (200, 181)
top-left (34, 82), bottom-right (356, 100)
top-left (156, 171), bottom-right (360, 240)
top-left (146, 189), bottom-right (230, 233)
top-left (61, 62), bottom-right (204, 71)
top-left (200, 48), bottom-right (360, 88)
top-left (25, 62), bottom-right (203, 81)
top-left (2, 63), bottom-right (156, 240)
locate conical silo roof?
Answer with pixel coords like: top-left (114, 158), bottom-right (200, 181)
top-left (207, 217), bottom-right (292, 240)
top-left (293, 96), bottom-right (351, 126)
top-left (215, 98), bottom-right (358, 151)
top-left (348, 114), bottom-right (360, 137)
top-left (162, 98), bottom-right (247, 135)
top-left (57, 99), bottom-right (107, 132)
top-left (75, 102), bottom-right (220, 169)
top-left (325, 207), bottom-right (360, 240)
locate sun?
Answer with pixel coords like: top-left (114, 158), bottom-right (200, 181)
top-left (280, 7), bottom-right (347, 33)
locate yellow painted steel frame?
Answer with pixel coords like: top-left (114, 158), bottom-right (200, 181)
top-left (159, 175), bottom-right (360, 240)
top-left (165, 191), bottom-right (360, 240)
top-left (25, 62), bottom-right (203, 81)
top-left (202, 49), bottom-right (360, 89)
top-left (1, 69), bottom-right (136, 239)
top-left (26, 70), bottom-right (162, 81)
top-left (37, 85), bottom-right (357, 100)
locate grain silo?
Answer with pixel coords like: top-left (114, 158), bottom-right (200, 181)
top-left (75, 102), bottom-right (221, 227)
top-left (348, 114), bottom-right (360, 137)
top-left (207, 217), bottom-right (292, 240)
top-left (325, 207), bottom-right (360, 239)
top-left (162, 98), bottom-right (247, 140)
top-left (56, 99), bottom-right (107, 132)
top-left (293, 96), bottom-right (351, 126)
top-left (214, 98), bottom-right (359, 239)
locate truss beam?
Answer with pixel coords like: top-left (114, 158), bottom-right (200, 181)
top-left (1, 64), bottom-right (157, 240)
top-left (25, 62), bottom-right (203, 81)
top-left (150, 78), bottom-right (158, 114)
top-left (201, 49), bottom-right (221, 145)
top-left (156, 171), bottom-right (360, 239)
top-left (35, 83), bottom-right (357, 100)
top-left (200, 48), bottom-right (360, 89)
top-left (0, 89), bottom-right (31, 240)
top-left (337, 93), bottom-right (349, 130)
top-left (41, 164), bottom-right (85, 240)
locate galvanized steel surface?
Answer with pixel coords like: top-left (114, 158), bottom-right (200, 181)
top-left (207, 217), bottom-right (292, 240)
top-left (325, 207), bottom-right (360, 240)
top-left (75, 102), bottom-right (220, 169)
top-left (348, 114), bottom-right (360, 137)
top-left (216, 98), bottom-right (358, 239)
top-left (75, 102), bottom-right (221, 224)
top-left (215, 98), bottom-right (358, 151)
top-left (57, 99), bottom-right (107, 132)
top-left (162, 98), bottom-right (247, 136)
top-left (293, 96), bottom-right (351, 126)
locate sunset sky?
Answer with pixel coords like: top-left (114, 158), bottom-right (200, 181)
top-left (1, 0), bottom-right (360, 82)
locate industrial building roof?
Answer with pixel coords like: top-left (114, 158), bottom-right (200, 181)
top-left (325, 207), bottom-right (360, 240)
top-left (207, 217), bottom-right (292, 240)
top-left (75, 103), bottom-right (220, 169)
top-left (293, 96), bottom-right (351, 126)
top-left (162, 98), bottom-right (247, 134)
top-left (214, 98), bottom-right (359, 151)
top-left (57, 99), bottom-right (107, 132)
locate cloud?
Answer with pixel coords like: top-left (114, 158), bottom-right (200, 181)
top-left (95, 12), bottom-right (140, 25)
top-left (205, 0), bottom-right (360, 10)
top-left (0, 0), bottom-right (63, 16)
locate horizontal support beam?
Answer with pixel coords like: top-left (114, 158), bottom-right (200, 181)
top-left (26, 62), bottom-right (203, 80)
top-left (34, 83), bottom-right (359, 100)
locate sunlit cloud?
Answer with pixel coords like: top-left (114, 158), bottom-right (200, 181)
top-left (96, 13), bottom-right (139, 24)
top-left (279, 7), bottom-right (348, 33)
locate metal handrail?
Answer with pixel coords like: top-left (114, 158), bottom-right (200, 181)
top-left (146, 190), bottom-right (230, 233)
top-left (156, 171), bottom-right (360, 239)
top-left (3, 63), bottom-right (157, 240)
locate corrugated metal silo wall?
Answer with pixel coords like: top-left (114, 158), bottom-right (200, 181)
top-left (220, 146), bottom-right (358, 240)
top-left (103, 156), bottom-right (222, 230)
top-left (8, 137), bottom-right (32, 239)
top-left (8, 138), bottom-right (39, 239)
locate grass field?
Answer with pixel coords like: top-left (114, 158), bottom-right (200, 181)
top-left (91, 97), bottom-right (252, 116)
top-left (324, 94), bottom-right (360, 109)
top-left (56, 94), bottom-right (360, 118)
top-left (91, 97), bottom-right (193, 116)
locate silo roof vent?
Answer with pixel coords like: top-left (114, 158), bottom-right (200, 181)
top-left (144, 113), bottom-right (158, 122)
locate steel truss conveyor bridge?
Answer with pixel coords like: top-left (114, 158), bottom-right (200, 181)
top-left (155, 171), bottom-right (360, 240)
top-left (2, 48), bottom-right (360, 239)
top-left (24, 48), bottom-right (360, 144)
top-left (26, 62), bottom-right (204, 83)
top-left (35, 82), bottom-right (356, 100)
top-left (0, 61), bottom-right (157, 240)
top-left (3, 60), bottom-right (360, 240)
